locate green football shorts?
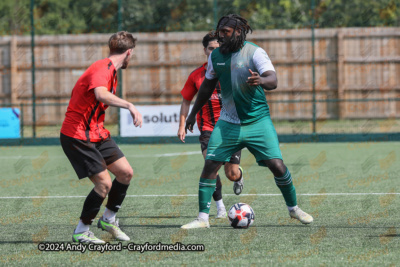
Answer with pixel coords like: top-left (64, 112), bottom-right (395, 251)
top-left (205, 117), bottom-right (282, 166)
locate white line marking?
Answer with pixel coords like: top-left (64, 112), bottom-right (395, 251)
top-left (154, 151), bottom-right (201, 157)
top-left (0, 192), bottom-right (399, 199)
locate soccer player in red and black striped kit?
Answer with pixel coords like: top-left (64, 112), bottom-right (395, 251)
top-left (178, 32), bottom-right (244, 219)
top-left (60, 32), bottom-right (142, 243)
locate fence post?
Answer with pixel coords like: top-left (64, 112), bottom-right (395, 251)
top-left (213, 0), bottom-right (218, 29)
top-left (337, 29), bottom-right (345, 119)
top-left (311, 0), bottom-right (316, 134)
top-left (10, 36), bottom-right (18, 105)
top-left (30, 0), bottom-right (36, 138)
top-left (20, 103), bottom-right (24, 139)
top-left (117, 0), bottom-right (122, 137)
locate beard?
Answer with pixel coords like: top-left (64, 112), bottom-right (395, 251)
top-left (218, 34), bottom-right (241, 54)
top-left (121, 54), bottom-right (130, 69)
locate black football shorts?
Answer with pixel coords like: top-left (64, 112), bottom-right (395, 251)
top-left (60, 133), bottom-right (124, 179)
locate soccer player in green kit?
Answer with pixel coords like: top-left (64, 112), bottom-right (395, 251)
top-left (182, 14), bottom-right (313, 229)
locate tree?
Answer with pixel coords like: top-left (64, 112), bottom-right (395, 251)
top-left (0, 0), bottom-right (30, 35)
top-left (0, 0), bottom-right (398, 36)
top-left (34, 0), bottom-right (87, 34)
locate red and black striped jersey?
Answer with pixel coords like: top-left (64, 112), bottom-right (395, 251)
top-left (181, 63), bottom-right (222, 132)
top-left (61, 58), bottom-right (117, 142)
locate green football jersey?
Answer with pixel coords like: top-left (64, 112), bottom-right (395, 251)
top-left (207, 41), bottom-right (274, 125)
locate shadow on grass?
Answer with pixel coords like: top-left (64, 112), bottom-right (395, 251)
top-left (211, 225), bottom-right (400, 231)
top-left (0, 241), bottom-right (70, 244)
top-left (368, 234), bottom-right (400, 238)
top-left (118, 215), bottom-right (194, 219)
top-left (122, 224), bottom-right (305, 229)
top-left (123, 225), bottom-right (184, 228)
top-left (123, 225), bottom-right (241, 230)
top-left (117, 222), bottom-right (399, 230)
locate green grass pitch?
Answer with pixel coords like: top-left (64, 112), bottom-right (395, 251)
top-left (0, 142), bottom-right (399, 266)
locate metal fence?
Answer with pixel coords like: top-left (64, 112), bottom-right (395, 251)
top-left (0, 0), bottom-right (399, 144)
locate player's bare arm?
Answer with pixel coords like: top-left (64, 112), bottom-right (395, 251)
top-left (185, 77), bottom-right (218, 133)
top-left (178, 99), bottom-right (191, 142)
top-left (247, 69), bottom-right (277, 90)
top-left (94, 86), bottom-right (142, 127)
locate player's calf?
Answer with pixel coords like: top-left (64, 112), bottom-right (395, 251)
top-left (105, 179), bottom-right (130, 221)
top-left (213, 175), bottom-right (227, 219)
top-left (273, 166), bottom-right (313, 224)
top-left (181, 177), bottom-right (216, 229)
top-left (72, 185), bottom-right (107, 244)
top-left (96, 178), bottom-right (131, 239)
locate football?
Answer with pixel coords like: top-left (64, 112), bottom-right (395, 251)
top-left (228, 203), bottom-right (255, 228)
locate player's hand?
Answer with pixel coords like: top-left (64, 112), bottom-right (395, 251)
top-left (185, 114), bottom-right (196, 134)
top-left (177, 126), bottom-right (186, 143)
top-left (129, 104), bottom-right (142, 128)
top-left (247, 69), bottom-right (262, 86)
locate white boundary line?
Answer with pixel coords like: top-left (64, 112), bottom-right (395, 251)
top-left (1, 192), bottom-right (399, 199)
top-left (154, 151), bottom-right (201, 157)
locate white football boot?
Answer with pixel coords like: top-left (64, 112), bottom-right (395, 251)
top-left (289, 207), bottom-right (313, 224)
top-left (181, 218), bottom-right (210, 229)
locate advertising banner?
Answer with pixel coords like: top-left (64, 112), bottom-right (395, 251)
top-left (120, 105), bottom-right (200, 137)
top-left (0, 108), bottom-right (20, 138)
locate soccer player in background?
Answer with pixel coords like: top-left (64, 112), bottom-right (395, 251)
top-left (182, 14), bottom-right (313, 229)
top-left (178, 32), bottom-right (244, 219)
top-left (60, 32), bottom-right (142, 243)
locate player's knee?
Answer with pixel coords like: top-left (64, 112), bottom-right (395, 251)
top-left (97, 180), bottom-right (112, 197)
top-left (104, 181), bottom-right (112, 193)
top-left (121, 167), bottom-right (134, 182)
top-left (224, 168), bottom-right (236, 181)
top-left (267, 159), bottom-right (286, 177)
top-left (224, 165), bottom-right (240, 181)
top-left (204, 159), bottom-right (216, 169)
top-left (202, 160), bottom-right (222, 179)
top-left (127, 167), bottom-right (134, 179)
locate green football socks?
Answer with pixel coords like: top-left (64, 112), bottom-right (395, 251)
top-left (274, 168), bottom-right (297, 207)
top-left (198, 178), bottom-right (217, 213)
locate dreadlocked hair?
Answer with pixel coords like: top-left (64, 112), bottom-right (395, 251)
top-left (216, 14), bottom-right (253, 53)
